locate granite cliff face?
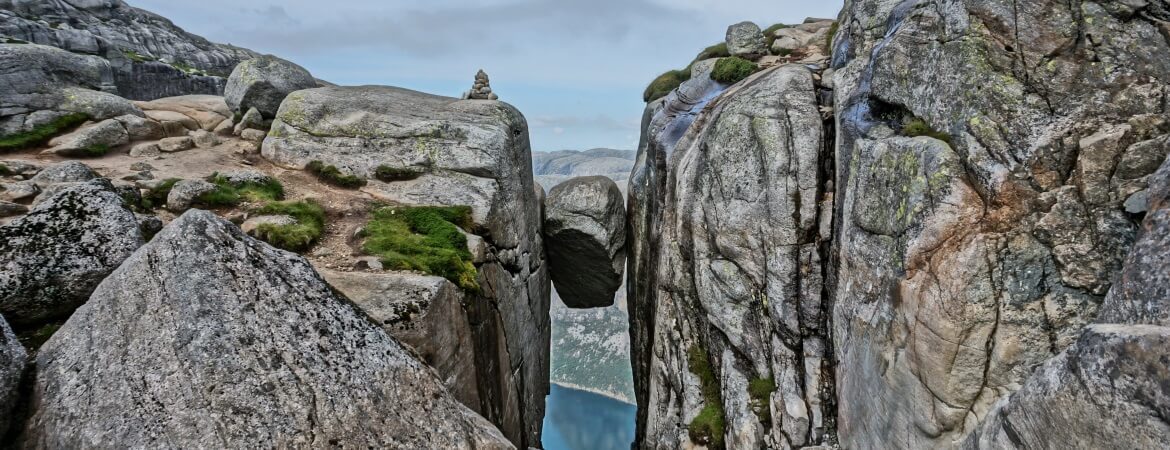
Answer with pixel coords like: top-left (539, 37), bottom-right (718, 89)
top-left (0, 0), bottom-right (258, 100)
top-left (629, 2), bottom-right (1170, 449)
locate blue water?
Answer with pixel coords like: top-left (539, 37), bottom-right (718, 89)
top-left (542, 384), bottom-right (637, 450)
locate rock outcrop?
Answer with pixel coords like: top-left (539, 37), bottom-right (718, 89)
top-left (264, 85), bottom-right (549, 448)
top-left (0, 0), bottom-right (259, 100)
top-left (544, 176), bottom-right (626, 309)
top-left (225, 55), bottom-right (318, 118)
top-left (0, 179), bottom-right (145, 328)
top-left (18, 210), bottom-right (513, 449)
top-left (0, 314), bottom-right (25, 438)
top-left (322, 270), bottom-right (483, 412)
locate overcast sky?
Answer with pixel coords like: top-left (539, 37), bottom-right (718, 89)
top-left (127, 0), bottom-right (842, 152)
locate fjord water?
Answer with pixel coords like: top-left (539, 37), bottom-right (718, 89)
top-left (542, 384), bottom-right (637, 450)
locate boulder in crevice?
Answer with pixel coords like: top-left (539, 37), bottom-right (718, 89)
top-left (224, 55), bottom-right (317, 118)
top-left (543, 176), bottom-right (626, 308)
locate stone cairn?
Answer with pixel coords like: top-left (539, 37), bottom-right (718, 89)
top-left (462, 70), bottom-right (499, 100)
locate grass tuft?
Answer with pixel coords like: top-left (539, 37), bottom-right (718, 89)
top-left (253, 200), bottom-right (326, 252)
top-left (361, 205), bottom-right (479, 291)
top-left (711, 56), bottom-right (759, 84)
top-left (0, 113), bottom-right (89, 152)
top-left (694, 42), bottom-right (730, 62)
top-left (687, 344), bottom-right (725, 449)
top-left (19, 322), bottom-right (62, 350)
top-left (902, 117), bottom-right (953, 145)
top-left (643, 69), bottom-right (691, 103)
top-left (374, 165), bottom-right (424, 182)
top-left (307, 160), bottom-right (367, 189)
top-left (748, 377), bottom-right (776, 423)
top-left (195, 173), bottom-right (285, 208)
top-left (121, 49), bottom-right (155, 63)
top-left (79, 144), bottom-right (111, 157)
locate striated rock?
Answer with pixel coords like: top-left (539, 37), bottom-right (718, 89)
top-left (224, 55), bottom-right (317, 117)
top-left (19, 210), bottom-right (513, 449)
top-left (0, 179), bottom-right (145, 327)
top-left (44, 118), bottom-right (128, 156)
top-left (543, 176), bottom-right (626, 308)
top-left (0, 1), bottom-right (259, 100)
top-left (725, 21), bottom-right (767, 60)
top-left (322, 270), bottom-right (484, 413)
top-left (264, 84), bottom-right (548, 448)
top-left (629, 64), bottom-right (829, 448)
top-left (0, 314), bottom-right (25, 437)
top-left (165, 179), bottom-right (215, 211)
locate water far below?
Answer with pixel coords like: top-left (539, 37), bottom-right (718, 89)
top-left (542, 383), bottom-right (636, 450)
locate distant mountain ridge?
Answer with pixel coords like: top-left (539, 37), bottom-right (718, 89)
top-left (532, 148), bottom-right (635, 194)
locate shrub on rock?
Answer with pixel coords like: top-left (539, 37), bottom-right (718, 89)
top-left (710, 57), bottom-right (759, 84)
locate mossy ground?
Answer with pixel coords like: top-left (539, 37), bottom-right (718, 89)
top-left (195, 173), bottom-right (285, 208)
top-left (0, 164), bottom-right (11, 176)
top-left (826, 21), bottom-right (840, 52)
top-left (644, 69), bottom-right (691, 103)
top-left (901, 118), bottom-right (953, 145)
top-left (0, 113), bottom-right (89, 152)
top-left (748, 377), bottom-right (776, 423)
top-left (361, 205), bottom-right (479, 291)
top-left (374, 165), bottom-right (423, 182)
top-left (695, 42), bottom-right (731, 62)
top-left (687, 344), bottom-right (726, 449)
top-left (307, 160), bottom-right (366, 189)
top-left (711, 57), bottom-right (759, 84)
top-left (253, 200), bottom-right (326, 252)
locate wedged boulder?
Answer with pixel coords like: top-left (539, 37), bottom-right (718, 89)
top-left (725, 21), bottom-right (767, 60)
top-left (20, 210), bottom-right (513, 449)
top-left (44, 118), bottom-right (128, 156)
top-left (0, 179), bottom-right (145, 327)
top-left (224, 55), bottom-right (316, 117)
top-left (0, 314), bottom-right (26, 437)
top-left (262, 84), bottom-right (549, 447)
top-left (543, 176), bottom-right (626, 308)
top-left (322, 270), bottom-right (483, 413)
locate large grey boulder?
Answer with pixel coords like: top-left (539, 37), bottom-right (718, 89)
top-left (20, 210), bottom-right (513, 449)
top-left (165, 179), bottom-right (216, 212)
top-left (629, 64), bottom-right (829, 448)
top-left (44, 118), bottom-right (128, 156)
top-left (0, 1), bottom-right (260, 100)
top-left (224, 55), bottom-right (317, 117)
top-left (0, 179), bottom-right (145, 327)
top-left (263, 84), bottom-right (549, 448)
top-left (322, 270), bottom-right (483, 413)
top-left (725, 21), bottom-right (767, 60)
top-left (0, 314), bottom-right (26, 437)
top-left (28, 161), bottom-right (97, 186)
top-left (543, 176), bottom-right (626, 309)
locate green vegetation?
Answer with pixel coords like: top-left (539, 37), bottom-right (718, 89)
top-left (687, 344), bottom-right (725, 449)
top-left (4, 38), bottom-right (29, 44)
top-left (19, 322), bottom-right (61, 350)
top-left (0, 164), bottom-right (11, 176)
top-left (763, 23), bottom-right (789, 51)
top-left (361, 205), bottom-right (479, 291)
top-left (121, 49), bottom-right (155, 63)
top-left (902, 117), bottom-right (953, 145)
top-left (711, 57), bottom-right (759, 84)
top-left (253, 200), bottom-right (326, 252)
top-left (643, 69), bottom-right (691, 103)
top-left (826, 21), bottom-right (840, 52)
top-left (374, 165), bottom-right (424, 182)
top-left (141, 178), bottom-right (180, 210)
top-left (0, 113), bottom-right (88, 152)
top-left (194, 173), bottom-right (285, 208)
top-left (694, 42), bottom-right (731, 62)
top-left (307, 160), bottom-right (367, 189)
top-left (748, 377), bottom-right (776, 423)
top-left (78, 144), bottom-right (111, 157)
top-left (169, 60), bottom-right (208, 76)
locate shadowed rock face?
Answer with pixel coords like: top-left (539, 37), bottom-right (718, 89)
top-left (0, 0), bottom-right (259, 100)
top-left (263, 84), bottom-right (549, 448)
top-left (0, 314), bottom-right (25, 438)
top-left (828, 0), bottom-right (1170, 447)
top-left (544, 176), bottom-right (626, 309)
top-left (19, 210), bottom-right (514, 450)
top-left (0, 179), bottom-right (145, 328)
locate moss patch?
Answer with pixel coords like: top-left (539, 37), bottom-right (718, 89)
top-left (748, 377), bottom-right (776, 423)
top-left (0, 164), bottom-right (11, 176)
top-left (374, 165), bottom-right (424, 182)
top-left (711, 57), bottom-right (759, 84)
top-left (687, 344), bottom-right (725, 449)
top-left (307, 160), bottom-right (367, 189)
top-left (694, 42), bottom-right (731, 62)
top-left (194, 173), bottom-right (285, 208)
top-left (140, 178), bottom-right (180, 210)
top-left (0, 113), bottom-right (89, 152)
top-left (253, 200), bottom-right (326, 252)
top-left (644, 69), bottom-right (691, 103)
top-left (121, 49), bottom-right (155, 63)
top-left (361, 205), bottom-right (479, 291)
top-left (901, 117), bottom-right (953, 145)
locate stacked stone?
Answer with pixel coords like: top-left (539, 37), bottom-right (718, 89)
top-left (463, 70), bottom-right (499, 100)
